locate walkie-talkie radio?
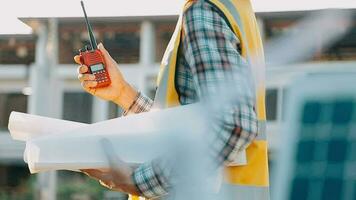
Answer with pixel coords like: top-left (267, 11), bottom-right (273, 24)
top-left (78, 1), bottom-right (111, 88)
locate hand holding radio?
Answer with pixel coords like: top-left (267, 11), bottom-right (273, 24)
top-left (74, 44), bottom-right (137, 110)
top-left (74, 1), bottom-right (137, 111)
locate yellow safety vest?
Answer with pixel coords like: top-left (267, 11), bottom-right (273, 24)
top-left (133, 0), bottom-right (269, 199)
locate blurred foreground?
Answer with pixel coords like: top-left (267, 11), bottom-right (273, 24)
top-left (0, 6), bottom-right (355, 200)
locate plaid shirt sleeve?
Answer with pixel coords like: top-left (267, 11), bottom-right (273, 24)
top-left (132, 1), bottom-right (259, 198)
top-left (182, 1), bottom-right (258, 166)
top-left (123, 92), bottom-right (153, 115)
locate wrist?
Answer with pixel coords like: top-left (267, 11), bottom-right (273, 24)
top-left (112, 83), bottom-right (138, 111)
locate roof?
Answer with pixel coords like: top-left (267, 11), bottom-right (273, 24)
top-left (3, 0), bottom-right (356, 35)
top-left (14, 0), bottom-right (356, 18)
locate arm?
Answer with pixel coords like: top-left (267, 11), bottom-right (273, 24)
top-left (123, 92), bottom-right (153, 115)
top-left (182, 1), bottom-right (258, 165)
top-left (75, 43), bottom-right (154, 195)
top-left (74, 43), bottom-right (153, 114)
top-left (131, 1), bottom-right (258, 198)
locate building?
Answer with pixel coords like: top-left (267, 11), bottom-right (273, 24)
top-left (0, 7), bottom-right (355, 199)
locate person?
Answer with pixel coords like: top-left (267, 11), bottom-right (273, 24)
top-left (74, 0), bottom-right (269, 199)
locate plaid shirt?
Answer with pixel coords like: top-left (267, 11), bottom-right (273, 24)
top-left (125, 1), bottom-right (258, 199)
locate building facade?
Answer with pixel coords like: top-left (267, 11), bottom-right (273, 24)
top-left (0, 9), bottom-right (355, 199)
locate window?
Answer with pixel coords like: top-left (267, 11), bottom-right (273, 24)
top-left (0, 165), bottom-right (31, 199)
top-left (59, 21), bottom-right (141, 64)
top-left (0, 36), bottom-right (35, 65)
top-left (0, 165), bottom-right (30, 188)
top-left (266, 88), bottom-right (278, 121)
top-left (282, 88), bottom-right (289, 120)
top-left (62, 92), bottom-right (93, 123)
top-left (155, 21), bottom-right (176, 62)
top-left (0, 93), bottom-right (28, 130)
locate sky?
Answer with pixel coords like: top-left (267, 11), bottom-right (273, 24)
top-left (0, 0), bottom-right (356, 35)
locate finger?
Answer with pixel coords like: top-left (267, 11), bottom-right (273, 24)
top-left (82, 169), bottom-right (112, 184)
top-left (74, 55), bottom-right (82, 65)
top-left (77, 65), bottom-right (89, 74)
top-left (98, 43), bottom-right (116, 64)
top-left (82, 169), bottom-right (104, 178)
top-left (82, 169), bottom-right (115, 190)
top-left (82, 80), bottom-right (98, 89)
top-left (97, 43), bottom-right (108, 57)
top-left (81, 169), bottom-right (102, 179)
top-left (99, 180), bottom-right (115, 190)
top-left (78, 74), bottom-right (95, 82)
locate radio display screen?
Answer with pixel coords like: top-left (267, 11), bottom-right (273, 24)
top-left (90, 64), bottom-right (104, 72)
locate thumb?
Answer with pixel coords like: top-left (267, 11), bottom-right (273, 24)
top-left (73, 55), bottom-right (82, 65)
top-left (98, 43), bottom-right (113, 63)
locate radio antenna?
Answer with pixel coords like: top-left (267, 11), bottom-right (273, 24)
top-left (80, 0), bottom-right (97, 50)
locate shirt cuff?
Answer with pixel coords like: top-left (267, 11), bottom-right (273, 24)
top-left (210, 103), bottom-right (258, 166)
top-left (132, 162), bottom-right (169, 199)
top-left (123, 92), bottom-right (153, 116)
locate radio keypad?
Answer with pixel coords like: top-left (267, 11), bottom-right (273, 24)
top-left (93, 70), bottom-right (109, 83)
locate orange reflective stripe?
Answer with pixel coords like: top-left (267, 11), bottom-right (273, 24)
top-left (224, 140), bottom-right (269, 187)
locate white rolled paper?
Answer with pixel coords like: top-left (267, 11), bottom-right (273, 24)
top-left (8, 111), bottom-right (85, 141)
top-left (8, 104), bottom-right (207, 174)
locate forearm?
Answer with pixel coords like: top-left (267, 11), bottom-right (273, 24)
top-left (112, 83), bottom-right (139, 111)
top-left (111, 82), bottom-right (154, 115)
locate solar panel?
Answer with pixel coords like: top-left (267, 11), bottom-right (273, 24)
top-left (272, 73), bottom-right (356, 200)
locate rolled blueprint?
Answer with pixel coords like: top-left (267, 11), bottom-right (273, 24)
top-left (8, 112), bottom-right (85, 141)
top-left (8, 104), bottom-right (208, 173)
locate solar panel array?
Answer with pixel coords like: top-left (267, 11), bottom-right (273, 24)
top-left (290, 98), bottom-right (356, 200)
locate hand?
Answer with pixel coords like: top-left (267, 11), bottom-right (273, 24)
top-left (82, 139), bottom-right (140, 195)
top-left (82, 168), bottom-right (139, 195)
top-left (74, 43), bottom-right (137, 110)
